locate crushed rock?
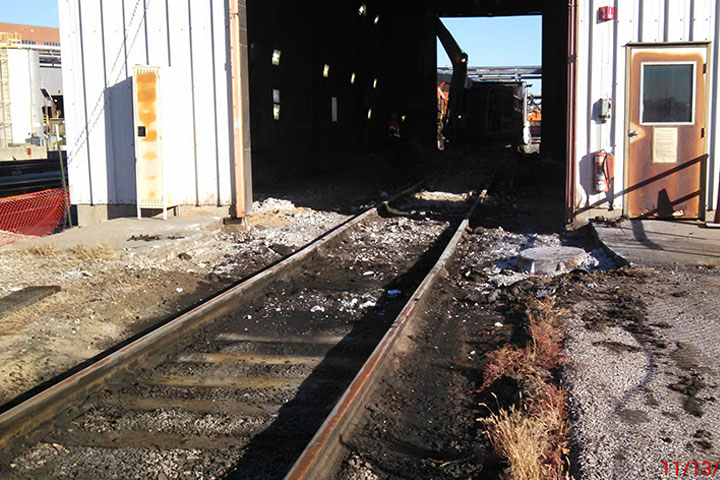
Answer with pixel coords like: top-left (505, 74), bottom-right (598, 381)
top-left (0, 197), bottom-right (351, 403)
top-left (251, 197), bottom-right (298, 213)
top-left (412, 190), bottom-right (471, 203)
top-left (462, 225), bottom-right (612, 290)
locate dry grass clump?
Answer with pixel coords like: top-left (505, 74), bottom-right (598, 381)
top-left (481, 345), bottom-right (529, 389)
top-left (481, 298), bottom-right (565, 389)
top-left (66, 244), bottom-right (120, 261)
top-left (2, 244), bottom-right (58, 258)
top-left (697, 262), bottom-right (719, 270)
top-left (2, 243), bottom-right (119, 261)
top-left (478, 297), bottom-right (570, 480)
top-left (481, 405), bottom-right (546, 480)
top-left (480, 385), bottom-right (569, 480)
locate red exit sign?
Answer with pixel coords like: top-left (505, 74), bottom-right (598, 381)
top-left (599, 6), bottom-right (615, 21)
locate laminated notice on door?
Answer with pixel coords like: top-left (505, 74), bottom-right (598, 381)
top-left (652, 127), bottom-right (678, 164)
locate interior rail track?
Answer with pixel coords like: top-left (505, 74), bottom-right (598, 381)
top-left (285, 188), bottom-right (487, 480)
top-left (0, 177), bottom-right (488, 479)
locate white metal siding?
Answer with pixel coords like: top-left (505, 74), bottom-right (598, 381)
top-left (711, 1), bottom-right (720, 207)
top-left (7, 49), bottom-right (42, 144)
top-left (58, 0), bottom-right (233, 207)
top-left (83, 0), bottom-right (110, 204)
top-left (39, 67), bottom-right (63, 95)
top-left (575, 0), bottom-right (719, 216)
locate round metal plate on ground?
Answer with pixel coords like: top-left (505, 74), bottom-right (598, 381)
top-left (517, 246), bottom-right (587, 275)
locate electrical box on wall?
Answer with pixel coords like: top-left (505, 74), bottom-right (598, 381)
top-left (598, 6), bottom-right (615, 21)
top-left (599, 98), bottom-right (612, 123)
top-left (133, 66), bottom-right (176, 220)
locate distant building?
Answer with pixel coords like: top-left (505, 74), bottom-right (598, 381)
top-left (0, 23), bottom-right (62, 152)
top-left (0, 23), bottom-right (60, 47)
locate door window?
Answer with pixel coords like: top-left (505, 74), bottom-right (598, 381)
top-left (641, 63), bottom-right (695, 124)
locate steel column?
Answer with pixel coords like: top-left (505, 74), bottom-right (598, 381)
top-left (228, 0), bottom-right (252, 220)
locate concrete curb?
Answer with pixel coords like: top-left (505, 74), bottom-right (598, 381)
top-left (588, 221), bottom-right (631, 268)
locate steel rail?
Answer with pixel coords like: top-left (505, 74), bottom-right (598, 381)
top-left (0, 179), bottom-right (424, 449)
top-left (285, 187), bottom-right (488, 480)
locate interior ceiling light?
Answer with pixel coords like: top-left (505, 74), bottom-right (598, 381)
top-left (271, 49), bottom-right (281, 66)
top-left (374, 15), bottom-right (380, 24)
top-left (323, 64), bottom-right (330, 78)
top-left (367, 108), bottom-right (373, 119)
top-left (350, 72), bottom-right (356, 84)
top-left (273, 104), bottom-right (280, 120)
top-left (373, 78), bottom-right (378, 89)
top-left (358, 4), bottom-right (366, 15)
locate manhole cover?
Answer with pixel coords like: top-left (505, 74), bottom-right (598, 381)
top-left (518, 246), bottom-right (587, 275)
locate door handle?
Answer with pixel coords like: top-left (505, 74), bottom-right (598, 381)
top-left (628, 130), bottom-right (639, 137)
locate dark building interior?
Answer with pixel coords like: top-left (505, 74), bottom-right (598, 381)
top-left (246, 0), bottom-right (569, 184)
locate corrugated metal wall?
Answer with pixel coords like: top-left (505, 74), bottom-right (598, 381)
top-left (575, 0), bottom-right (719, 216)
top-left (58, 0), bottom-right (233, 207)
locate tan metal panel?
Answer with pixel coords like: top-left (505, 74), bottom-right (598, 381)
top-left (133, 66), bottom-right (173, 217)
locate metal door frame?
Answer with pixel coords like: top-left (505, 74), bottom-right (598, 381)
top-left (565, 0), bottom-right (577, 225)
top-left (623, 42), bottom-right (712, 218)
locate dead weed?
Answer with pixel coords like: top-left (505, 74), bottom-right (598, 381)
top-left (66, 244), bottom-right (120, 261)
top-left (697, 262), bottom-right (719, 270)
top-left (480, 385), bottom-right (569, 480)
top-left (481, 298), bottom-right (565, 389)
top-left (479, 297), bottom-right (570, 480)
top-left (3, 244), bottom-right (120, 262)
top-left (6, 244), bottom-right (58, 258)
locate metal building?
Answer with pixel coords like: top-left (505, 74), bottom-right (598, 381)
top-left (57, 0), bottom-right (251, 225)
top-left (0, 24), bottom-right (63, 153)
top-left (571, 0), bottom-right (720, 223)
top-left (58, 0), bottom-right (720, 226)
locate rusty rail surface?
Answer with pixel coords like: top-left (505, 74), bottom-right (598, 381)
top-left (285, 188), bottom-right (488, 480)
top-left (0, 180), bottom-right (425, 449)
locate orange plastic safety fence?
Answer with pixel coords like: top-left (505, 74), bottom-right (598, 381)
top-left (0, 188), bottom-right (70, 246)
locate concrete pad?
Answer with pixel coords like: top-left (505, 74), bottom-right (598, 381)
top-left (517, 246), bottom-right (587, 274)
top-left (593, 219), bottom-right (720, 268)
top-left (0, 215), bottom-right (222, 253)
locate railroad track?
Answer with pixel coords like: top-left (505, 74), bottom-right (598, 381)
top-left (0, 157), bottom-right (68, 198)
top-left (0, 177), bottom-right (488, 479)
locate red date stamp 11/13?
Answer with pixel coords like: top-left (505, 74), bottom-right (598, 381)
top-left (663, 461), bottom-right (720, 477)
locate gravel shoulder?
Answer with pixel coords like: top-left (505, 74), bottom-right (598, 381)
top-left (562, 263), bottom-right (720, 479)
top-left (0, 179), bottom-right (402, 405)
top-left (2, 165), bottom-right (483, 479)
